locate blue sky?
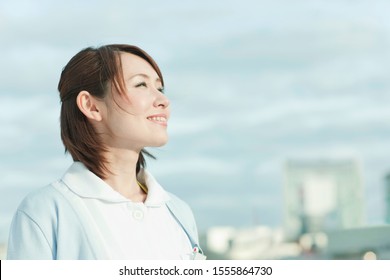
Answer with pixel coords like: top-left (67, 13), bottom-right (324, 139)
top-left (1, 0), bottom-right (390, 243)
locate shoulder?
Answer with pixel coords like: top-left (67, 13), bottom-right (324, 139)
top-left (18, 181), bottom-right (63, 206)
top-left (11, 179), bottom-right (86, 241)
top-left (166, 192), bottom-right (193, 214)
top-left (165, 191), bottom-right (200, 246)
top-left (15, 180), bottom-right (73, 221)
top-left (165, 192), bottom-right (197, 228)
top-left (8, 180), bottom-right (94, 259)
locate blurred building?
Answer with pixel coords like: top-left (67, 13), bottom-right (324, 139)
top-left (202, 224), bottom-right (390, 260)
top-left (326, 225), bottom-right (390, 259)
top-left (283, 159), bottom-right (365, 241)
top-left (202, 226), bottom-right (302, 260)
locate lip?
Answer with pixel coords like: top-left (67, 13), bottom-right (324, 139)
top-left (146, 114), bottom-right (168, 127)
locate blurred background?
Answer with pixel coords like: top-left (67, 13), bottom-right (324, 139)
top-left (1, 0), bottom-right (390, 260)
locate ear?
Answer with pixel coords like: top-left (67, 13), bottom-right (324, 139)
top-left (76, 91), bottom-right (103, 121)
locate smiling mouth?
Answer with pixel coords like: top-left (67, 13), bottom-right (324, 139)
top-left (147, 116), bottom-right (168, 126)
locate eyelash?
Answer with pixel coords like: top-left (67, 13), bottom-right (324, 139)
top-left (135, 82), bottom-right (147, 88)
top-left (135, 82), bottom-right (165, 93)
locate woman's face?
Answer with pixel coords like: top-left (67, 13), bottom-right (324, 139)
top-left (98, 52), bottom-right (170, 151)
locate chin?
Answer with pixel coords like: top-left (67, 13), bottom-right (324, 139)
top-left (150, 136), bottom-right (169, 147)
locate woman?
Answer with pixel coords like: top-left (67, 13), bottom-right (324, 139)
top-left (7, 44), bottom-right (204, 260)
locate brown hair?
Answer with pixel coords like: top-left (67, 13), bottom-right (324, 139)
top-left (58, 44), bottom-right (163, 179)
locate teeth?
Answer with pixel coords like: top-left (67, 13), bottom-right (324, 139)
top-left (148, 116), bottom-right (167, 122)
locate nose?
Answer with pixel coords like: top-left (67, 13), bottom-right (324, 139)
top-left (153, 90), bottom-right (170, 108)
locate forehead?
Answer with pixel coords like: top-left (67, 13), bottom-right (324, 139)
top-left (119, 52), bottom-right (160, 80)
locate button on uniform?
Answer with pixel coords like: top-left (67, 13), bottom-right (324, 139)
top-left (126, 203), bottom-right (145, 221)
top-left (133, 209), bottom-right (144, 220)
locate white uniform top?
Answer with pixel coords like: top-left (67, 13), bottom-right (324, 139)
top-left (61, 162), bottom-right (193, 259)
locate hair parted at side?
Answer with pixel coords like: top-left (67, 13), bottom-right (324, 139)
top-left (58, 44), bottom-right (163, 179)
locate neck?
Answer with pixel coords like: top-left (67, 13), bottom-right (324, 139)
top-left (102, 148), bottom-right (146, 202)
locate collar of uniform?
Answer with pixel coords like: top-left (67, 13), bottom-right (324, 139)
top-left (61, 161), bottom-right (171, 206)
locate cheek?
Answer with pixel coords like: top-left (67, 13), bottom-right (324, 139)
top-left (126, 97), bottom-right (151, 115)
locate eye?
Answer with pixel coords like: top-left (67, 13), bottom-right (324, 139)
top-left (135, 82), bottom-right (147, 88)
top-left (158, 87), bottom-right (165, 94)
